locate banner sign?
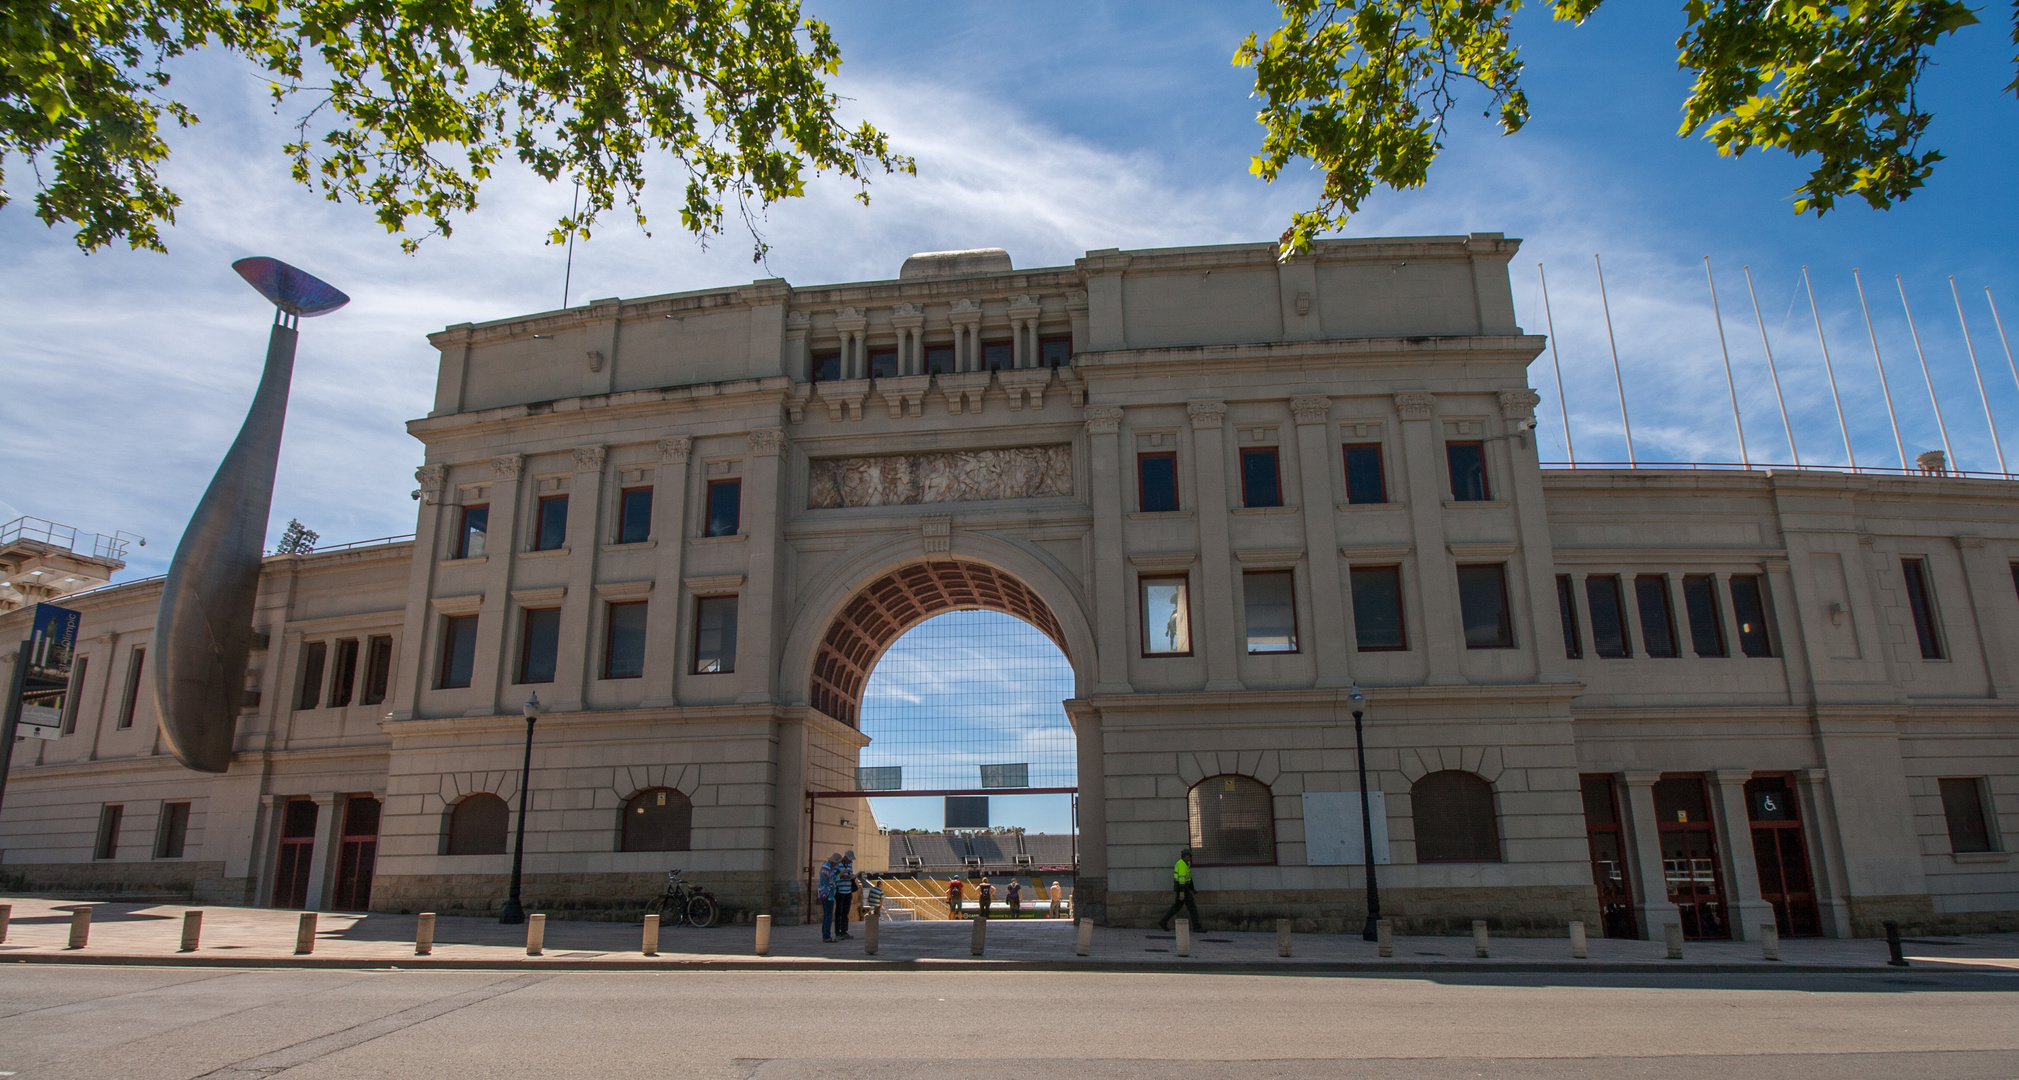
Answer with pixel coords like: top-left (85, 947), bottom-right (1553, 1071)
top-left (19, 603), bottom-right (82, 740)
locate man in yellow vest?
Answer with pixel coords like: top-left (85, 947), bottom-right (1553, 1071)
top-left (1159, 847), bottom-right (1203, 932)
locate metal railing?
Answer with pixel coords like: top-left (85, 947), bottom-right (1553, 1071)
top-left (269, 532), bottom-right (415, 555)
top-left (0, 516), bottom-right (139, 560)
top-left (1540, 461), bottom-right (2019, 482)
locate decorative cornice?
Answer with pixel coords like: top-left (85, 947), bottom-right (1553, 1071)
top-left (1290, 396), bottom-right (1331, 426)
top-left (1128, 551), bottom-right (1198, 571)
top-left (572, 445), bottom-right (607, 472)
top-left (1187, 400), bottom-right (1226, 430)
top-left (684, 574), bottom-right (745, 597)
top-left (594, 580), bottom-right (655, 601)
top-left (1447, 541), bottom-right (1518, 558)
top-left (492, 453), bottom-right (524, 479)
top-left (749, 428), bottom-right (786, 456)
top-left (430, 594), bottom-right (484, 616)
top-left (1234, 547), bottom-right (1305, 569)
top-left (1394, 392), bottom-right (1436, 421)
top-left (1084, 407), bottom-right (1124, 436)
top-left (1340, 544), bottom-right (1413, 563)
top-left (658, 436), bottom-right (693, 464)
top-left (510, 587), bottom-right (567, 606)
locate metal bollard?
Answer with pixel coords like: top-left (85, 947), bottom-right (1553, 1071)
top-left (0, 903), bottom-right (11, 944)
top-left (526, 913), bottom-right (546, 956)
top-left (181, 910), bottom-right (203, 952)
top-left (1175, 917), bottom-right (1190, 957)
top-left (1885, 920), bottom-right (1909, 967)
top-left (1473, 920), bottom-right (1489, 958)
top-left (1569, 919), bottom-right (1588, 960)
top-left (415, 913), bottom-right (435, 956)
top-left (970, 915), bottom-right (986, 956)
top-left (1276, 918), bottom-right (1292, 958)
top-left (754, 913), bottom-right (771, 956)
top-left (1376, 918), bottom-right (1393, 958)
top-left (67, 908), bottom-right (90, 949)
top-left (864, 907), bottom-right (879, 956)
top-left (1760, 923), bottom-right (1779, 961)
top-left (1076, 917), bottom-right (1093, 956)
top-left (642, 914), bottom-right (660, 957)
top-left (1664, 923), bottom-right (1684, 960)
top-left (295, 912), bottom-right (317, 955)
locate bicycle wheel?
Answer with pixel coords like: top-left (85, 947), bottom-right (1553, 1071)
top-left (644, 893), bottom-right (670, 918)
top-left (685, 894), bottom-right (719, 928)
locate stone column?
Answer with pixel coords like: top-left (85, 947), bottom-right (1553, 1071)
top-left (785, 312), bottom-right (810, 382)
top-left (1085, 408), bottom-right (1132, 694)
top-left (1622, 771), bottom-right (1681, 941)
top-left (1394, 393), bottom-right (1462, 684)
top-left (469, 454), bottom-right (525, 714)
top-left (390, 465), bottom-right (449, 722)
top-left (548, 445), bottom-right (606, 711)
top-left (642, 437), bottom-right (693, 707)
top-left (1189, 401), bottom-right (1241, 691)
top-left (950, 301), bottom-right (981, 372)
top-left (737, 429), bottom-right (786, 704)
top-left (1763, 556), bottom-right (1815, 705)
top-left (1291, 396), bottom-right (1351, 686)
top-left (1066, 701), bottom-right (1107, 924)
top-left (1953, 535), bottom-right (2019, 697)
top-left (1008, 295), bottom-right (1041, 369)
top-left (302, 791), bottom-right (344, 911)
top-left (1498, 389), bottom-right (1568, 682)
top-left (252, 793), bottom-right (284, 906)
top-left (1709, 769), bottom-right (1772, 941)
top-left (1796, 767), bottom-right (1855, 937)
top-left (834, 307), bottom-right (866, 380)
top-left (891, 304), bottom-right (924, 376)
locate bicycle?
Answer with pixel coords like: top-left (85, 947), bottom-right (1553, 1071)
top-left (644, 869), bottom-right (720, 928)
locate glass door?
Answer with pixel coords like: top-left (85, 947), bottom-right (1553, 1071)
top-left (271, 797), bottom-right (318, 909)
top-left (1579, 774), bottom-right (1638, 939)
top-left (332, 795), bottom-right (381, 911)
top-left (1653, 775), bottom-right (1730, 940)
top-left (1745, 775), bottom-right (1821, 936)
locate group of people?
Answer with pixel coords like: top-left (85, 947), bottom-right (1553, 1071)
top-left (944, 876), bottom-right (1066, 919)
top-left (817, 850), bottom-right (870, 942)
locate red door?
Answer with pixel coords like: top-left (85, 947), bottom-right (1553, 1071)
top-left (332, 795), bottom-right (381, 911)
top-left (1580, 774), bottom-right (1639, 939)
top-left (1744, 775), bottom-right (1821, 936)
top-left (1653, 775), bottom-right (1730, 940)
top-left (272, 797), bottom-right (318, 909)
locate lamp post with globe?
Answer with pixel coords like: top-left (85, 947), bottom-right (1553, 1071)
top-left (1350, 684), bottom-right (1382, 941)
top-left (498, 692), bottom-right (542, 925)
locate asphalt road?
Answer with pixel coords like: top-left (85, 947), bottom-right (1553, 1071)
top-left (2, 966), bottom-right (2015, 1079)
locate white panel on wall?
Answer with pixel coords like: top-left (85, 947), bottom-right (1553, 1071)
top-left (1302, 791), bottom-right (1390, 865)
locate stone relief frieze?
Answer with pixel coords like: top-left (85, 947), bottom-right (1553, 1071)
top-left (808, 445), bottom-right (1072, 509)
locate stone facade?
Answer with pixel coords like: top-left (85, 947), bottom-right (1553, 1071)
top-left (4, 235), bottom-right (2016, 941)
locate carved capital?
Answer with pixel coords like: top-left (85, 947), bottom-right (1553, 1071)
top-left (657, 436), bottom-right (693, 464)
top-left (1290, 396), bottom-right (1331, 425)
top-left (1064, 289), bottom-right (1089, 310)
top-left (787, 310), bottom-right (811, 329)
top-left (1394, 392), bottom-right (1437, 421)
top-left (1084, 407), bottom-right (1124, 436)
top-left (415, 464), bottom-right (447, 492)
top-left (572, 445), bottom-right (607, 472)
top-left (749, 428), bottom-right (787, 456)
top-left (949, 298), bottom-right (982, 315)
top-left (1187, 400), bottom-right (1227, 430)
top-left (1497, 388), bottom-right (1541, 420)
top-left (492, 453), bottom-right (524, 479)
top-left (1006, 293), bottom-right (1041, 314)
top-left (892, 302), bottom-right (922, 318)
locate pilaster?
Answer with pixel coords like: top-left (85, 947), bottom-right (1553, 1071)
top-left (550, 445), bottom-right (605, 711)
top-left (1622, 770), bottom-right (1682, 942)
top-left (1709, 768), bottom-right (1773, 941)
top-left (303, 790), bottom-right (344, 911)
top-left (469, 454), bottom-right (524, 716)
top-left (389, 464), bottom-right (447, 722)
top-left (1290, 396), bottom-right (1351, 686)
top-left (738, 429), bottom-right (786, 704)
top-left (1953, 535), bottom-right (2019, 697)
top-left (1189, 401), bottom-right (1240, 691)
top-left (1395, 393), bottom-right (1462, 683)
top-left (1086, 407), bottom-right (1132, 694)
top-left (643, 437), bottom-right (694, 706)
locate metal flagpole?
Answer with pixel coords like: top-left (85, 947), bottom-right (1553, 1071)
top-left (1538, 263), bottom-right (1575, 465)
top-left (562, 180), bottom-right (581, 308)
top-left (1951, 277), bottom-right (2008, 474)
top-left (1989, 288), bottom-right (2019, 417)
top-left (1896, 275), bottom-right (1956, 470)
top-left (1853, 269), bottom-right (1909, 470)
top-left (1704, 258), bottom-right (1750, 466)
top-left (1744, 265), bottom-right (1801, 466)
top-left (1803, 266), bottom-right (1855, 469)
top-left (1595, 255), bottom-right (1636, 467)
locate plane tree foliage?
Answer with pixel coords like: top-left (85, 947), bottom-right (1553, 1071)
top-left (1, 0), bottom-right (912, 254)
top-left (1237, 0), bottom-right (2011, 254)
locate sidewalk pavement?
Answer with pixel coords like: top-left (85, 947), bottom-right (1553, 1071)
top-left (4, 895), bottom-right (2016, 973)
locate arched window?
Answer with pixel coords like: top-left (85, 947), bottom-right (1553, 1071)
top-left (622, 787), bottom-right (692, 852)
top-left (1187, 775), bottom-right (1276, 865)
top-left (445, 793), bottom-right (509, 856)
top-left (1412, 770), bottom-right (1501, 862)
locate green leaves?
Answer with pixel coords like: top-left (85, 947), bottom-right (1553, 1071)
top-left (2, 0), bottom-right (912, 255)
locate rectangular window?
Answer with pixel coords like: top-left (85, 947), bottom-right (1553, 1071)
top-left (1680, 575), bottom-right (1727, 657)
top-left (1635, 575), bottom-right (1679, 658)
top-left (1137, 452), bottom-right (1179, 513)
top-left (868, 348), bottom-right (899, 379)
top-left (1039, 336), bottom-right (1073, 368)
top-left (603, 602), bottom-right (648, 679)
top-left (1351, 565), bottom-right (1406, 651)
top-left (1243, 570), bottom-right (1298, 653)
top-left (1900, 558), bottom-right (1944, 660)
top-left (328, 638), bottom-right (359, 707)
top-left (360, 635), bottom-right (393, 705)
top-left (811, 350), bottom-right (841, 382)
top-left (1140, 577), bottom-right (1192, 656)
top-left (93, 804), bottom-right (122, 860)
top-left (1343, 443), bottom-right (1387, 504)
top-left (693, 596), bottom-right (738, 674)
top-left (1586, 576), bottom-right (1631, 658)
top-left (1557, 575), bottom-right (1582, 659)
top-left (1457, 565), bottom-right (1514, 649)
top-left (437, 615), bottom-right (479, 689)
top-left (706, 479), bottom-right (741, 538)
top-left (117, 647), bottom-right (146, 729)
top-left (457, 504), bottom-right (489, 559)
top-left (518, 608), bottom-right (561, 684)
top-left (297, 641), bottom-right (327, 710)
top-left (535, 494), bottom-right (569, 551)
top-left (982, 341), bottom-right (1012, 371)
top-left (925, 345), bottom-right (955, 375)
top-left (618, 487), bottom-right (653, 544)
top-left (1239, 447), bottom-right (1282, 508)
top-left (60, 655), bottom-right (88, 735)
top-left (156, 802), bottom-right (190, 859)
top-left (1940, 777), bottom-right (1996, 853)
top-left (1447, 441), bottom-right (1488, 501)
top-left (1729, 574), bottom-right (1774, 658)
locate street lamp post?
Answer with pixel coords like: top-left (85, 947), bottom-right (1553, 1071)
top-left (1350, 684), bottom-right (1382, 941)
top-left (498, 692), bottom-right (542, 925)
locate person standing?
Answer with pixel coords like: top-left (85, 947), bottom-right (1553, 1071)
top-left (834, 849), bottom-right (857, 939)
top-left (1005, 878), bottom-right (1022, 919)
top-left (946, 876), bottom-right (964, 919)
top-left (976, 878), bottom-right (995, 919)
top-left (1159, 848), bottom-right (1203, 932)
top-left (817, 852), bottom-right (842, 943)
top-left (1048, 880), bottom-right (1064, 919)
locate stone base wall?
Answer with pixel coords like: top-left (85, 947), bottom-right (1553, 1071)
top-left (1846, 893), bottom-right (1941, 937)
top-left (1105, 884), bottom-right (1603, 936)
top-left (0, 861), bottom-right (237, 904)
top-left (371, 870), bottom-right (773, 923)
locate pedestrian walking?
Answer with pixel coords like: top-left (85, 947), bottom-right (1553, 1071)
top-left (1005, 878), bottom-right (1022, 919)
top-left (834, 849), bottom-right (856, 939)
top-left (818, 852), bottom-right (842, 942)
top-left (1159, 848), bottom-right (1203, 932)
top-left (1048, 880), bottom-right (1064, 918)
